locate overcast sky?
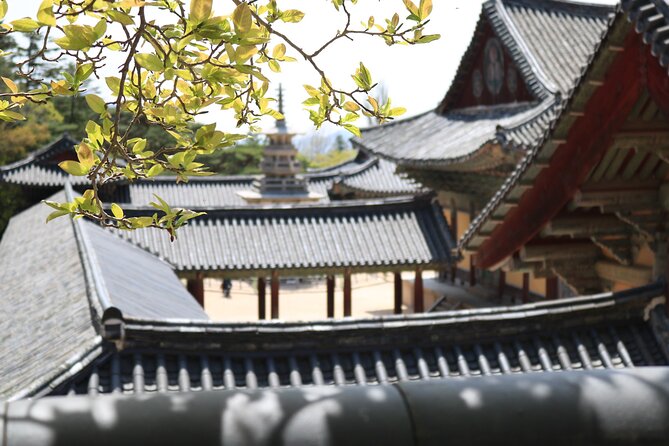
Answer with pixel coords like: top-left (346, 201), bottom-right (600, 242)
top-left (6, 0), bottom-right (617, 133)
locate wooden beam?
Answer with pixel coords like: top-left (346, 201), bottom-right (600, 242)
top-left (570, 189), bottom-right (658, 212)
top-left (257, 277), bottom-right (266, 320)
top-left (595, 261), bottom-right (652, 287)
top-left (522, 273), bottom-right (530, 304)
top-left (414, 268), bottom-right (424, 313)
top-left (326, 275), bottom-right (335, 318)
top-left (343, 268), bottom-right (352, 317)
top-left (541, 214), bottom-right (629, 238)
top-left (394, 272), bottom-right (403, 315)
top-left (520, 242), bottom-right (599, 262)
top-left (271, 270), bottom-right (279, 319)
top-left (186, 273), bottom-right (205, 307)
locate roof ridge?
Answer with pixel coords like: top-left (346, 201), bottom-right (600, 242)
top-left (120, 192), bottom-right (437, 216)
top-left (65, 183), bottom-right (114, 319)
top-left (493, 0), bottom-right (560, 95)
top-left (120, 281), bottom-right (664, 332)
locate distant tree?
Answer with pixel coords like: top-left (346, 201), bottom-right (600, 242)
top-left (0, 0), bottom-right (438, 238)
top-left (198, 138), bottom-right (265, 175)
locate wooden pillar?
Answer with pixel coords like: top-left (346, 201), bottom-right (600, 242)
top-left (546, 277), bottom-right (559, 301)
top-left (257, 277), bottom-right (266, 320)
top-left (186, 272), bottom-right (205, 307)
top-left (271, 270), bottom-right (279, 319)
top-left (522, 272), bottom-right (530, 304)
top-left (450, 200), bottom-right (458, 283)
top-left (343, 268), bottom-right (352, 317)
top-left (326, 275), bottom-right (335, 318)
top-left (394, 272), bottom-right (403, 315)
top-left (469, 255), bottom-right (476, 286)
top-left (414, 268), bottom-right (424, 313)
top-left (497, 271), bottom-right (506, 301)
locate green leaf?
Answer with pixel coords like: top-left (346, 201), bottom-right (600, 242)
top-left (111, 203), bottom-right (124, 219)
top-left (58, 160), bottom-right (89, 176)
top-left (388, 107), bottom-right (406, 117)
top-left (147, 164), bottom-right (164, 177)
top-left (419, 0), bottom-right (433, 19)
top-left (272, 43), bottom-right (286, 59)
top-left (281, 9), bottom-right (304, 23)
top-left (0, 1), bottom-right (7, 21)
top-left (268, 60), bottom-right (280, 73)
top-left (85, 94), bottom-right (106, 113)
top-left (76, 142), bottom-right (95, 168)
top-left (11, 18), bottom-right (40, 32)
top-left (46, 209), bottom-right (70, 223)
top-left (2, 77), bottom-right (17, 93)
top-left (0, 110), bottom-right (25, 121)
top-left (190, 0), bottom-right (212, 22)
top-left (105, 76), bottom-right (121, 94)
top-left (134, 53), bottom-right (164, 71)
top-left (343, 124), bottom-right (361, 137)
top-left (37, 0), bottom-right (56, 26)
top-left (232, 2), bottom-right (252, 34)
top-left (107, 10), bottom-right (134, 25)
top-left (402, 0), bottom-right (419, 17)
top-left (417, 34), bottom-right (440, 44)
top-left (343, 101), bottom-right (360, 112)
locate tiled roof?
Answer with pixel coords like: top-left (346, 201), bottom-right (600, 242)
top-left (0, 190), bottom-right (101, 401)
top-left (0, 133), bottom-right (422, 201)
top-left (114, 194), bottom-right (454, 274)
top-left (0, 186), bottom-right (208, 400)
top-left (354, 102), bottom-right (549, 167)
top-left (499, 0), bottom-right (614, 95)
top-left (50, 283), bottom-right (669, 395)
top-left (354, 0), bottom-right (613, 166)
top-left (334, 157), bottom-right (424, 196)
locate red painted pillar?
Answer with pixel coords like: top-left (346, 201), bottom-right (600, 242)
top-left (414, 268), bottom-right (424, 313)
top-left (522, 273), bottom-right (530, 304)
top-left (271, 270), bottom-right (279, 319)
top-left (258, 277), bottom-right (266, 320)
top-left (343, 268), bottom-right (352, 317)
top-left (326, 275), bottom-right (335, 318)
top-left (186, 273), bottom-right (205, 307)
top-left (394, 272), bottom-right (403, 315)
top-left (498, 271), bottom-right (506, 301)
top-left (546, 277), bottom-right (559, 301)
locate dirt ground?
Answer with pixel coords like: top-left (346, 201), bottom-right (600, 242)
top-left (203, 272), bottom-right (438, 322)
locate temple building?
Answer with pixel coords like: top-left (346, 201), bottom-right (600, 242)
top-left (355, 0), bottom-right (616, 300)
top-left (5, 1), bottom-right (669, 441)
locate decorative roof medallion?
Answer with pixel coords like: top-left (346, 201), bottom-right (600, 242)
top-left (472, 69), bottom-right (483, 98)
top-left (507, 66), bottom-right (518, 95)
top-left (484, 38), bottom-right (504, 95)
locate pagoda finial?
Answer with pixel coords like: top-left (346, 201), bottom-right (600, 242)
top-left (276, 83), bottom-right (287, 134)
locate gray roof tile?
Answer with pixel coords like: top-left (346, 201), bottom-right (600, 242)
top-left (50, 284), bottom-right (669, 395)
top-left (114, 195), bottom-right (454, 273)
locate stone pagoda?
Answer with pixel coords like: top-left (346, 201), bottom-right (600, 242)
top-left (238, 85), bottom-right (323, 204)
